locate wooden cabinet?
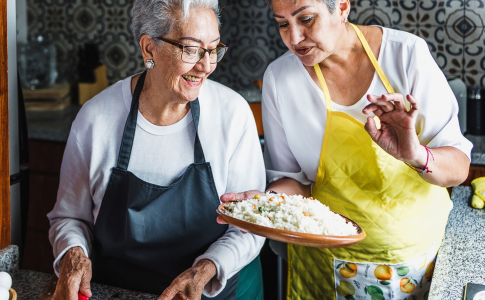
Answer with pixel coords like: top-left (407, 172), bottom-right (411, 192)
top-left (249, 102), bottom-right (263, 137)
top-left (462, 164), bottom-right (485, 186)
top-left (22, 140), bottom-right (66, 273)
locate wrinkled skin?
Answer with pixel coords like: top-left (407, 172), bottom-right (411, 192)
top-left (51, 247), bottom-right (92, 300)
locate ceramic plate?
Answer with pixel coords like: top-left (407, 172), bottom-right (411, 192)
top-left (216, 203), bottom-right (366, 248)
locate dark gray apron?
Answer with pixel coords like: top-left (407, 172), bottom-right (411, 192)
top-left (90, 71), bottom-right (239, 298)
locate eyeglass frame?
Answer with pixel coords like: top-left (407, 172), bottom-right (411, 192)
top-left (155, 36), bottom-right (228, 64)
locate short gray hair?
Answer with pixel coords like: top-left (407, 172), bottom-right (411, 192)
top-left (265, 0), bottom-right (337, 14)
top-left (131, 0), bottom-right (221, 48)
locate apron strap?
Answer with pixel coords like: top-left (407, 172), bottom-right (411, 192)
top-left (116, 71), bottom-right (146, 170)
top-left (349, 23), bottom-right (395, 94)
top-left (313, 24), bottom-right (395, 129)
top-left (189, 98), bottom-right (206, 164)
top-left (116, 71), bottom-right (206, 170)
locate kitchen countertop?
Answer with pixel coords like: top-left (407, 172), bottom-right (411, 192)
top-left (8, 186), bottom-right (484, 299)
top-left (429, 186), bottom-right (485, 300)
top-left (12, 270), bottom-right (157, 299)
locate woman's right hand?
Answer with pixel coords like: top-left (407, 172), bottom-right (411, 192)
top-left (217, 190), bottom-right (264, 224)
top-left (54, 247), bottom-right (92, 300)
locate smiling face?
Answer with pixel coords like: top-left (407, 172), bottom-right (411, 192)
top-left (272, 0), bottom-right (348, 66)
top-left (149, 7), bottom-right (220, 103)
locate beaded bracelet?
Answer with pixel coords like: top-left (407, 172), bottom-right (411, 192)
top-left (404, 145), bottom-right (434, 175)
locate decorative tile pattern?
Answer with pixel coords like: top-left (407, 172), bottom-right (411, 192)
top-left (25, 0), bottom-right (485, 88)
top-left (211, 0), bottom-right (287, 91)
top-left (350, 0), bottom-right (485, 86)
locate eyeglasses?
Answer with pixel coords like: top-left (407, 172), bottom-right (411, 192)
top-left (156, 37), bottom-right (228, 64)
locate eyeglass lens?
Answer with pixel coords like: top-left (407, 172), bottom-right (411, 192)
top-left (181, 46), bottom-right (226, 63)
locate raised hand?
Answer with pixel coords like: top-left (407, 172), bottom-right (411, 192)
top-left (362, 93), bottom-right (426, 167)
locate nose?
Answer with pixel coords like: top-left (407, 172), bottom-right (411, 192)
top-left (195, 50), bottom-right (212, 73)
top-left (289, 24), bottom-right (305, 45)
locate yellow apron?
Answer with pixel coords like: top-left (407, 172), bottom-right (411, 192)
top-left (287, 24), bottom-right (450, 300)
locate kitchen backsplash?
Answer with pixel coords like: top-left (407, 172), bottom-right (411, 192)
top-left (25, 0), bottom-right (485, 89)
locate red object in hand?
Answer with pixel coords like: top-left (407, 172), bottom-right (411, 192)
top-left (78, 292), bottom-right (89, 300)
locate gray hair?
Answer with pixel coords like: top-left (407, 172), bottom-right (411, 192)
top-left (131, 0), bottom-right (221, 48)
top-left (265, 0), bottom-right (337, 14)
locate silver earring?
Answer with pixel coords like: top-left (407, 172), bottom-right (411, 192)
top-left (145, 59), bottom-right (155, 69)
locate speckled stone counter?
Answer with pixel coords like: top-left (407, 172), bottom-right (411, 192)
top-left (429, 186), bottom-right (485, 300)
top-left (0, 245), bottom-right (19, 274)
top-left (12, 270), bottom-right (157, 299)
top-left (26, 105), bottom-right (80, 142)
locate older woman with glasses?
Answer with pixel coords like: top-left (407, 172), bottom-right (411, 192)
top-left (47, 1), bottom-right (265, 299)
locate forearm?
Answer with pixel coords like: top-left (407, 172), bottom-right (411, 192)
top-left (49, 219), bottom-right (93, 276)
top-left (266, 177), bottom-right (312, 197)
top-left (406, 146), bottom-right (470, 187)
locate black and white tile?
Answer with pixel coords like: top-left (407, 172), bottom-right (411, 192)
top-left (25, 0), bottom-right (485, 88)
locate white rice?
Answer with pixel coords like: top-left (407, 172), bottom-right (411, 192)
top-left (222, 193), bottom-right (358, 236)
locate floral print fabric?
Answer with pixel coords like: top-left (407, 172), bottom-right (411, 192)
top-left (334, 246), bottom-right (437, 300)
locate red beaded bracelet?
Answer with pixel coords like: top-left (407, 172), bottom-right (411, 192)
top-left (404, 145), bottom-right (434, 175)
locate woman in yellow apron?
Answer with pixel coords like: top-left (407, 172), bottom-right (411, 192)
top-left (221, 0), bottom-right (472, 299)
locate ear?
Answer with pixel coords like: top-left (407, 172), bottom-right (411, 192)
top-left (139, 35), bottom-right (156, 62)
top-left (338, 0), bottom-right (351, 20)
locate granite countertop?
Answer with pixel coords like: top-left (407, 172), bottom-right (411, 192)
top-left (429, 186), bottom-right (485, 299)
top-left (5, 186), bottom-right (483, 299)
top-left (12, 270), bottom-right (158, 299)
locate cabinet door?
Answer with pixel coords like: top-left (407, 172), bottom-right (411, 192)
top-left (463, 164), bottom-right (485, 186)
top-left (22, 140), bottom-right (66, 273)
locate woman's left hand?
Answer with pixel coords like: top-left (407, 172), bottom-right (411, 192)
top-left (158, 259), bottom-right (216, 300)
top-left (362, 93), bottom-right (426, 166)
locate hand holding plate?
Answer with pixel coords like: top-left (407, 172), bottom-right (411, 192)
top-left (217, 190), bottom-right (264, 224)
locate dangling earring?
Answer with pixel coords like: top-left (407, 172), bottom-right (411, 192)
top-left (145, 59), bottom-right (155, 69)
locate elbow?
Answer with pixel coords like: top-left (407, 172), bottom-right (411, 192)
top-left (444, 162), bottom-right (470, 188)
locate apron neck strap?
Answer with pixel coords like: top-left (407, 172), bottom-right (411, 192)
top-left (189, 98), bottom-right (206, 164)
top-left (349, 23), bottom-right (394, 94)
top-left (116, 71), bottom-right (146, 170)
top-left (116, 71), bottom-right (206, 170)
top-left (313, 23), bottom-right (395, 111)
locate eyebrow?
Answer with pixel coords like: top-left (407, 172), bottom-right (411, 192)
top-left (273, 5), bottom-right (313, 18)
top-left (179, 37), bottom-right (220, 43)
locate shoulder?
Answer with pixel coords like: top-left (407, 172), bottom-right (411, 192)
top-left (71, 76), bottom-right (131, 136)
top-left (198, 79), bottom-right (255, 132)
top-left (265, 50), bottom-right (300, 79)
top-left (381, 26), bottom-right (430, 57)
top-left (382, 27), bottom-right (422, 47)
top-left (200, 79), bottom-right (250, 113)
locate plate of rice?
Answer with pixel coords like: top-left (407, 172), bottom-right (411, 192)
top-left (217, 193), bottom-right (366, 248)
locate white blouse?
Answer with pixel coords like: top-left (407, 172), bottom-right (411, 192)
top-left (47, 76), bottom-right (266, 297)
top-left (262, 26), bottom-right (473, 185)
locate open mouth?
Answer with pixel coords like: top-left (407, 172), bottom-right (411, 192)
top-left (294, 46), bottom-right (313, 56)
top-left (182, 75), bottom-right (203, 86)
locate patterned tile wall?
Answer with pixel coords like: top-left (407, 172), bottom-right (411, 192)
top-left (25, 0), bottom-right (485, 89)
top-left (26, 0), bottom-right (144, 84)
top-left (349, 0), bottom-right (485, 87)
